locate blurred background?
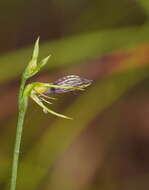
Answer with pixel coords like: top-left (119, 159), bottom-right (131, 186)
top-left (1, 0), bottom-right (149, 189)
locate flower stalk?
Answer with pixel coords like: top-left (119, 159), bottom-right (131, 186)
top-left (10, 78), bottom-right (28, 190)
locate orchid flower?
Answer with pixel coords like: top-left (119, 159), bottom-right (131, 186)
top-left (24, 75), bottom-right (92, 119)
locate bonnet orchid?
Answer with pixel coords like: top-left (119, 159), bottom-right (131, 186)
top-left (10, 38), bottom-right (92, 190)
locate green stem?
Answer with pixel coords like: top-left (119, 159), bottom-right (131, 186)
top-left (10, 75), bottom-right (28, 190)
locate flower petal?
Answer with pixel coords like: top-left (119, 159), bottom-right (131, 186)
top-left (31, 94), bottom-right (72, 119)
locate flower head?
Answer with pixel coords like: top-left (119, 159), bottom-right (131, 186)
top-left (22, 38), bottom-right (93, 119)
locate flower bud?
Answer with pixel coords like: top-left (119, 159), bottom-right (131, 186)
top-left (24, 37), bottom-right (50, 79)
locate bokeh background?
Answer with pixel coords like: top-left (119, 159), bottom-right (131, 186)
top-left (1, 0), bottom-right (149, 189)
